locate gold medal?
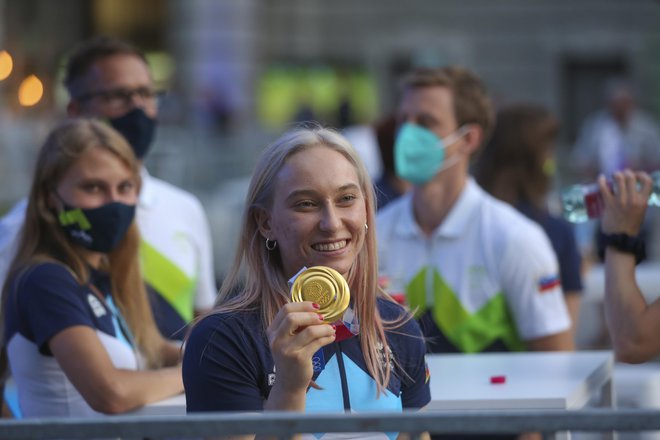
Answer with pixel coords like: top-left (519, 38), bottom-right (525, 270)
top-left (291, 266), bottom-right (350, 323)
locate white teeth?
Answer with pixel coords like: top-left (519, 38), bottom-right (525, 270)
top-left (313, 240), bottom-right (347, 251)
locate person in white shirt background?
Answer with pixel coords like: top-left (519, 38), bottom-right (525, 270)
top-left (571, 78), bottom-right (660, 270)
top-left (572, 77), bottom-right (660, 180)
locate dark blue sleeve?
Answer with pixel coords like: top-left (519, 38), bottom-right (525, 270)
top-left (522, 209), bottom-right (584, 294)
top-left (381, 300), bottom-right (431, 409)
top-left (398, 318), bottom-right (431, 408)
top-left (556, 220), bottom-right (583, 293)
top-left (13, 263), bottom-right (95, 355)
top-left (183, 312), bottom-right (267, 412)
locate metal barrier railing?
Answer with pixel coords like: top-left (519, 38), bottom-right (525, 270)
top-left (1, 409), bottom-right (660, 439)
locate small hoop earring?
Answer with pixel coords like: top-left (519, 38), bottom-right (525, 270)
top-left (364, 223), bottom-right (369, 231)
top-left (265, 238), bottom-right (277, 251)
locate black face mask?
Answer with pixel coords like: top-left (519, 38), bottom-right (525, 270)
top-left (108, 108), bottom-right (157, 160)
top-left (57, 201), bottom-right (136, 253)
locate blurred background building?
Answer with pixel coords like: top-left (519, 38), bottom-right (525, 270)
top-left (1, 0), bottom-right (659, 279)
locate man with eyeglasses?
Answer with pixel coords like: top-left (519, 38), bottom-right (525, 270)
top-left (0, 37), bottom-right (217, 340)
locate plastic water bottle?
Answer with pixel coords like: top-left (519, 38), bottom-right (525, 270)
top-left (561, 171), bottom-right (660, 223)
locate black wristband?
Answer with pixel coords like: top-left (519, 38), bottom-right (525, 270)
top-left (601, 232), bottom-right (646, 264)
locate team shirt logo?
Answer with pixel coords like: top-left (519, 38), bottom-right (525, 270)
top-left (312, 350), bottom-right (325, 372)
top-left (69, 229), bottom-right (93, 245)
top-left (87, 294), bottom-right (107, 318)
top-left (268, 365), bottom-right (276, 386)
top-left (376, 341), bottom-right (395, 370)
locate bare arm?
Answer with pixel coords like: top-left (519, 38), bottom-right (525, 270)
top-left (603, 248), bottom-right (660, 362)
top-left (50, 326), bottom-right (183, 414)
top-left (160, 338), bottom-right (183, 367)
top-left (600, 170), bottom-right (660, 363)
top-left (525, 329), bottom-right (575, 351)
top-left (564, 292), bottom-right (582, 343)
top-left (397, 432), bottom-right (431, 440)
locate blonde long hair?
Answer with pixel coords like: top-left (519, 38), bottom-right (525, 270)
top-left (213, 126), bottom-right (397, 393)
top-left (1, 118), bottom-right (164, 369)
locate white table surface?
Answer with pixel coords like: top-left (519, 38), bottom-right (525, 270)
top-left (132, 350), bottom-right (613, 416)
top-left (426, 350), bottom-right (614, 411)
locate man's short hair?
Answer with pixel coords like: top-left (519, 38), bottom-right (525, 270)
top-left (64, 36), bottom-right (148, 99)
top-left (400, 66), bottom-right (495, 144)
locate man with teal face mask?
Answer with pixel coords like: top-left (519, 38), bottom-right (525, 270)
top-left (0, 37), bottom-right (217, 341)
top-left (394, 122), bottom-right (470, 185)
top-left (377, 67), bottom-right (574, 366)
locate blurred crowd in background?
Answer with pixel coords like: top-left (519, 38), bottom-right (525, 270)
top-left (1, 0), bottom-right (660, 280)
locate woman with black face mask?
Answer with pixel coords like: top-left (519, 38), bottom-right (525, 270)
top-left (0, 118), bottom-right (182, 418)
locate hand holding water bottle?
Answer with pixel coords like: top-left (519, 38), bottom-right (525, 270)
top-left (599, 169), bottom-right (654, 236)
top-left (562, 170), bottom-right (660, 223)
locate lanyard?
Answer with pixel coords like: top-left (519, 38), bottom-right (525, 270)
top-left (87, 282), bottom-right (142, 370)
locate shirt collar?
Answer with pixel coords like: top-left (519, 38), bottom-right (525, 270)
top-left (88, 266), bottom-right (111, 295)
top-left (394, 177), bottom-right (482, 239)
top-left (438, 177), bottom-right (481, 238)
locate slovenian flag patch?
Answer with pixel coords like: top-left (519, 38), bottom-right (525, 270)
top-left (538, 274), bottom-right (561, 293)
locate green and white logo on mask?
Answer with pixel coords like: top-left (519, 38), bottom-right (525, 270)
top-left (58, 208), bottom-right (91, 230)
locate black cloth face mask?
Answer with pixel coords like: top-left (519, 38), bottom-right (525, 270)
top-left (108, 107), bottom-right (157, 160)
top-left (57, 200), bottom-right (136, 253)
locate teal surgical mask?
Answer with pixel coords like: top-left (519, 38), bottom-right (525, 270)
top-left (394, 122), bottom-right (468, 185)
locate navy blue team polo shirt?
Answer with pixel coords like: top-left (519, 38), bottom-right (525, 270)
top-left (183, 297), bottom-right (430, 415)
top-left (3, 262), bottom-right (138, 417)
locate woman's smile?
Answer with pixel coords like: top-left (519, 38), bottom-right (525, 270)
top-left (312, 239), bottom-right (348, 252)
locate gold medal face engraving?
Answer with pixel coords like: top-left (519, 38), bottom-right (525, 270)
top-left (304, 279), bottom-right (333, 306)
top-left (291, 266), bottom-right (350, 323)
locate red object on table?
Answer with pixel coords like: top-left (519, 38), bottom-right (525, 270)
top-left (490, 375), bottom-right (506, 384)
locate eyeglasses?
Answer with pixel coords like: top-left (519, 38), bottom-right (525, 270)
top-left (76, 87), bottom-right (164, 110)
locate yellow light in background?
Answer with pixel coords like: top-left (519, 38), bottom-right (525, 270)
top-left (18, 74), bottom-right (44, 107)
top-left (0, 50), bottom-right (13, 80)
top-left (146, 52), bottom-right (174, 89)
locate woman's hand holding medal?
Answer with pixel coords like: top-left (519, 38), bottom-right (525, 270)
top-left (266, 266), bottom-right (349, 394)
